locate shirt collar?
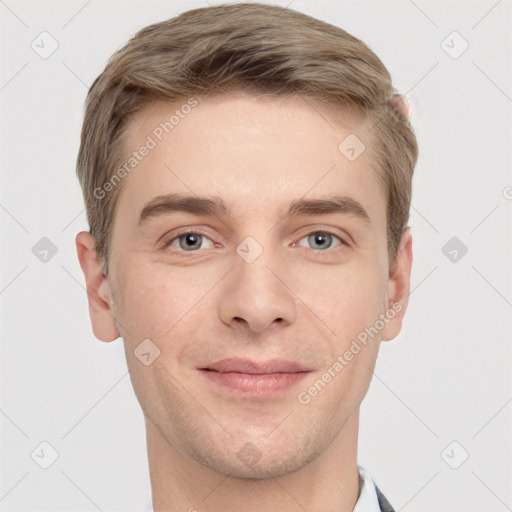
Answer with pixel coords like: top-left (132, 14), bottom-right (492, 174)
top-left (354, 464), bottom-right (382, 512)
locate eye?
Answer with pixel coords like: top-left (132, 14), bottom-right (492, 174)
top-left (165, 232), bottom-right (216, 252)
top-left (294, 231), bottom-right (345, 250)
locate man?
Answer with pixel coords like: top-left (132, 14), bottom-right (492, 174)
top-left (75, 3), bottom-right (417, 511)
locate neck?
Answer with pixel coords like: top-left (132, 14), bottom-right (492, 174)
top-left (145, 409), bottom-right (361, 512)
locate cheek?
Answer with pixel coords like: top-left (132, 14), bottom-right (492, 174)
top-left (111, 261), bottom-right (198, 419)
top-left (112, 257), bottom-right (225, 343)
top-left (296, 265), bottom-right (385, 415)
top-left (297, 259), bottom-right (387, 342)
top-left (111, 259), bottom-right (180, 341)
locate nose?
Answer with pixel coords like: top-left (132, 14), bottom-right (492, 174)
top-left (217, 250), bottom-right (297, 334)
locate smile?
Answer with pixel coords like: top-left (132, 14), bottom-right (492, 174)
top-left (198, 358), bottom-right (312, 395)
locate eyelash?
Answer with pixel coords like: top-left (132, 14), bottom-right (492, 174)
top-left (163, 229), bottom-right (348, 255)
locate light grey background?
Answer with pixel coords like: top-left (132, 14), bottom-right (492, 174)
top-left (1, 0), bottom-right (511, 510)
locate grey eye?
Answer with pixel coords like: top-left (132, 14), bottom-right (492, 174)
top-left (178, 233), bottom-right (204, 251)
top-left (307, 232), bottom-right (334, 250)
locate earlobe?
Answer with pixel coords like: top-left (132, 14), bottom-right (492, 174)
top-left (381, 228), bottom-right (413, 342)
top-left (75, 231), bottom-right (120, 342)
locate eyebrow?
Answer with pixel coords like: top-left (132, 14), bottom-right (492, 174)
top-left (138, 193), bottom-right (371, 225)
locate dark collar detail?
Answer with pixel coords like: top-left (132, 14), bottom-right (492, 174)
top-left (374, 483), bottom-right (395, 512)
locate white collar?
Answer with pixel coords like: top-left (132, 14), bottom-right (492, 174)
top-left (354, 464), bottom-right (382, 511)
top-left (142, 465), bottom-right (382, 511)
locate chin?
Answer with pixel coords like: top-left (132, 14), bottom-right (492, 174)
top-left (188, 437), bottom-right (323, 480)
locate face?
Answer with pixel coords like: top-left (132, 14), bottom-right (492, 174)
top-left (77, 92), bottom-right (412, 479)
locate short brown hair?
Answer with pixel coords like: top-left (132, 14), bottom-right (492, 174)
top-left (76, 2), bottom-right (418, 273)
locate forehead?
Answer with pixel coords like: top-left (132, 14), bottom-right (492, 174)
top-left (115, 93), bottom-right (385, 227)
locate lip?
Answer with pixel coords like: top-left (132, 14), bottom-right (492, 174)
top-left (201, 358), bottom-right (312, 374)
top-left (198, 358), bottom-right (312, 395)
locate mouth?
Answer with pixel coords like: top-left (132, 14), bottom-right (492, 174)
top-left (197, 358), bottom-right (312, 395)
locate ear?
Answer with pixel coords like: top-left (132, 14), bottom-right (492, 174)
top-left (381, 227), bottom-right (413, 341)
top-left (75, 231), bottom-right (120, 342)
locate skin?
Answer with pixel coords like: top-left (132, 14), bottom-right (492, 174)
top-left (76, 92), bottom-right (412, 512)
